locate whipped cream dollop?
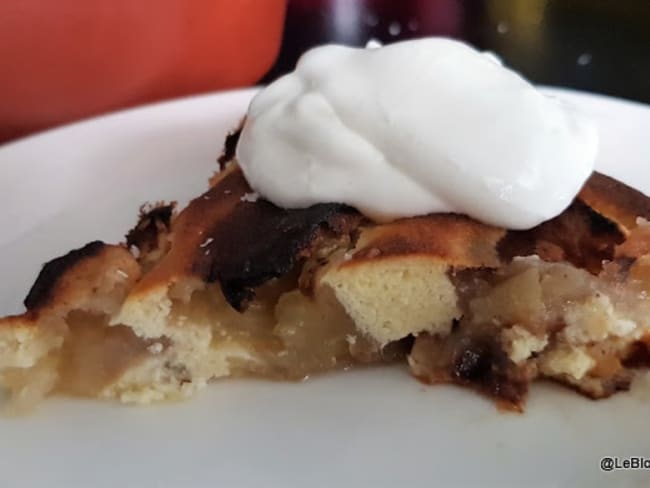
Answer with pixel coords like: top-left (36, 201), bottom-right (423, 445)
top-left (236, 37), bottom-right (598, 229)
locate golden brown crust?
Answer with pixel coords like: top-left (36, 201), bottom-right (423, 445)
top-left (5, 244), bottom-right (140, 325)
top-left (344, 214), bottom-right (505, 269)
top-left (0, 242), bottom-right (139, 342)
top-left (24, 241), bottom-right (107, 310)
top-left (10, 171), bottom-right (648, 321)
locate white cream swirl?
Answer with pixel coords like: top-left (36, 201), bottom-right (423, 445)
top-left (237, 38), bottom-right (598, 229)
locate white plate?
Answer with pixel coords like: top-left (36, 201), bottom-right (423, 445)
top-left (1, 88), bottom-right (649, 488)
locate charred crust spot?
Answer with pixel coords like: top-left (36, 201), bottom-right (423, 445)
top-left (126, 203), bottom-right (175, 251)
top-left (217, 126), bottom-right (243, 170)
top-left (162, 167), bottom-right (361, 312)
top-left (24, 241), bottom-right (106, 310)
top-left (193, 198), bottom-right (362, 311)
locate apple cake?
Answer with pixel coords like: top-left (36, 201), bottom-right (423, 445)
top-left (1, 130), bottom-right (649, 412)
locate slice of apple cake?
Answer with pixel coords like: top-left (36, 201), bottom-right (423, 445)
top-left (1, 143), bottom-right (649, 412)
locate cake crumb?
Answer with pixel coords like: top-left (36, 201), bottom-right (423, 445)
top-left (541, 346), bottom-right (595, 381)
top-left (502, 325), bottom-right (547, 364)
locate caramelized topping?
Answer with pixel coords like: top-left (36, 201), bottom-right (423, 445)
top-left (200, 201), bottom-right (361, 310)
top-left (182, 169), bottom-right (363, 310)
top-left (498, 200), bottom-right (624, 274)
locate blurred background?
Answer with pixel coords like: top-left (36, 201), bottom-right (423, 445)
top-left (1, 0), bottom-right (648, 144)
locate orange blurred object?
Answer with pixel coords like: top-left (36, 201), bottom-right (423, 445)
top-left (0, 0), bottom-right (287, 143)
